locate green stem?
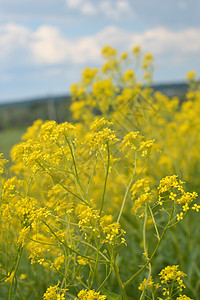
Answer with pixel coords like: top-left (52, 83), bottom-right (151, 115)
top-left (97, 267), bottom-right (112, 292)
top-left (65, 135), bottom-right (89, 203)
top-left (37, 160), bottom-right (90, 206)
top-left (148, 205), bottom-right (160, 240)
top-left (100, 142), bottom-right (110, 215)
top-left (89, 237), bottom-right (100, 288)
top-left (113, 260), bottom-right (127, 300)
top-left (124, 202), bottom-right (174, 287)
top-left (117, 154), bottom-right (150, 223)
top-left (117, 153), bottom-right (137, 223)
top-left (139, 204), bottom-right (152, 300)
top-left (43, 221), bottom-right (108, 264)
top-left (26, 171), bottom-right (37, 196)
top-left (87, 154), bottom-right (99, 194)
top-left (9, 247), bottom-right (23, 300)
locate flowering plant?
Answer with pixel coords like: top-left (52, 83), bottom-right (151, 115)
top-left (0, 46), bottom-right (199, 299)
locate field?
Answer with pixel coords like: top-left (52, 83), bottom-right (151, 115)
top-left (0, 46), bottom-right (200, 300)
top-left (0, 128), bottom-right (26, 159)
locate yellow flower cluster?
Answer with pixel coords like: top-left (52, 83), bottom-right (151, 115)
top-left (158, 175), bottom-right (184, 194)
top-left (138, 276), bottom-right (154, 291)
top-left (70, 45), bottom-right (155, 126)
top-left (132, 45), bottom-right (141, 58)
top-left (139, 265), bottom-right (192, 299)
top-left (1, 45), bottom-right (200, 299)
top-left (131, 179), bottom-right (150, 199)
top-left (176, 296), bottom-right (193, 300)
top-left (159, 265), bottom-right (186, 295)
top-left (22, 119), bottom-right (43, 141)
top-left (87, 117), bottom-right (119, 154)
top-left (77, 289), bottom-right (106, 300)
top-left (101, 45), bottom-right (117, 58)
top-left (11, 120), bottom-right (77, 173)
top-left (186, 70), bottom-right (196, 82)
top-left (76, 205), bottom-right (99, 230)
top-left (17, 226), bottom-right (30, 247)
top-left (43, 284), bottom-right (66, 300)
top-left (122, 131), bottom-right (155, 158)
top-left (0, 153), bottom-right (8, 174)
top-left (157, 175), bottom-right (198, 221)
top-left (102, 222), bottom-right (126, 245)
top-left (132, 191), bottom-right (152, 217)
top-left (82, 67), bottom-right (98, 86)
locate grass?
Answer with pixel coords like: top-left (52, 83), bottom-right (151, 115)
top-left (0, 127), bottom-right (25, 159)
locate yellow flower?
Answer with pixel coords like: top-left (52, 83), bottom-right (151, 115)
top-left (101, 45), bottom-right (117, 58)
top-left (138, 276), bottom-right (154, 291)
top-left (176, 295), bottom-right (193, 300)
top-left (43, 284), bottom-right (66, 300)
top-left (159, 265), bottom-right (186, 293)
top-left (0, 153), bottom-right (8, 174)
top-left (18, 226), bottom-right (30, 247)
top-left (186, 70), bottom-right (196, 82)
top-left (5, 271), bottom-right (15, 283)
top-left (124, 70), bottom-right (135, 82)
top-left (82, 67), bottom-right (98, 85)
top-left (19, 274), bottom-right (26, 280)
top-left (192, 204), bottom-right (200, 212)
top-left (120, 52), bottom-right (128, 60)
top-left (77, 289), bottom-right (106, 300)
top-left (132, 192), bottom-right (153, 216)
top-left (132, 45), bottom-right (141, 57)
top-left (177, 212), bottom-right (184, 221)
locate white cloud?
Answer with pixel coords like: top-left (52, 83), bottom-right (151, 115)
top-left (0, 23), bottom-right (31, 59)
top-left (0, 0), bottom-right (198, 29)
top-left (31, 26), bottom-right (69, 64)
top-left (99, 0), bottom-right (132, 19)
top-left (65, 0), bottom-right (84, 9)
top-left (129, 27), bottom-right (200, 56)
top-left (117, 0), bottom-right (130, 10)
top-left (65, 0), bottom-right (133, 19)
top-left (81, 2), bottom-right (97, 15)
top-left (0, 23), bottom-right (200, 68)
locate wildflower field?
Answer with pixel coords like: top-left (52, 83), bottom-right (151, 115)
top-left (1, 46), bottom-right (200, 300)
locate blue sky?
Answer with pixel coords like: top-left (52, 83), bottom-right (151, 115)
top-left (0, 0), bottom-right (199, 103)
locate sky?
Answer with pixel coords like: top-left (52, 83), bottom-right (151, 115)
top-left (0, 0), bottom-right (199, 103)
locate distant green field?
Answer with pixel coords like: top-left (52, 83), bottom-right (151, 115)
top-left (0, 127), bottom-right (26, 159)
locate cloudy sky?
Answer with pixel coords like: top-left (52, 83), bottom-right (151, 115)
top-left (0, 0), bottom-right (199, 103)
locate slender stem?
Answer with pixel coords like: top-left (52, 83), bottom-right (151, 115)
top-left (26, 171), bottom-right (37, 196)
top-left (124, 202), bottom-right (175, 287)
top-left (117, 153), bottom-right (137, 223)
top-left (112, 260), bottom-right (127, 300)
top-left (148, 205), bottom-right (160, 240)
top-left (169, 281), bottom-right (175, 297)
top-left (117, 154), bottom-right (150, 223)
top-left (64, 136), bottom-right (79, 179)
top-left (43, 220), bottom-right (108, 264)
top-left (97, 267), bottom-right (112, 292)
top-left (89, 237), bottom-right (100, 288)
top-left (113, 167), bottom-right (127, 188)
top-left (65, 135), bottom-right (89, 202)
top-left (72, 238), bottom-right (109, 262)
top-left (36, 160), bottom-right (90, 206)
top-left (9, 247), bottom-right (23, 300)
top-left (100, 142), bottom-right (110, 215)
top-left (139, 204), bottom-right (152, 300)
top-left (87, 154), bottom-right (99, 194)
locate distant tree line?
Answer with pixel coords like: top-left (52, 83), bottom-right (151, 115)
top-left (0, 82), bottom-right (188, 131)
top-left (0, 96), bottom-right (72, 130)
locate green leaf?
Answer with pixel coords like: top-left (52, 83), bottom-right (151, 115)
top-left (101, 288), bottom-right (122, 300)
